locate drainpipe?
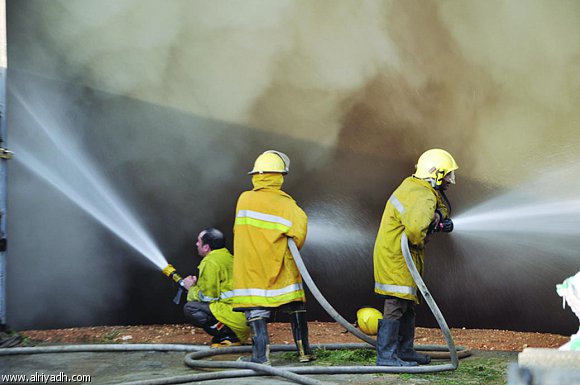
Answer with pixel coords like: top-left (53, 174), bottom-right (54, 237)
top-left (0, 0), bottom-right (11, 331)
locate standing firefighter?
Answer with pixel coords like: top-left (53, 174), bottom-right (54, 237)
top-left (373, 149), bottom-right (458, 366)
top-left (182, 228), bottom-right (250, 347)
top-left (233, 150), bottom-right (313, 365)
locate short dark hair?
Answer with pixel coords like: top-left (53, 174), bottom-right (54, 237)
top-left (200, 228), bottom-right (226, 250)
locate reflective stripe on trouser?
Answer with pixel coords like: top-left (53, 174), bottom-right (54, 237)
top-left (245, 309), bottom-right (271, 320)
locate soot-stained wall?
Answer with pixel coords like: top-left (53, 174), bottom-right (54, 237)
top-left (6, 0), bottom-right (580, 334)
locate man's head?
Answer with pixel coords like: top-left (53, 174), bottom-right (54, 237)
top-left (413, 149), bottom-right (458, 190)
top-left (196, 228), bottom-right (226, 257)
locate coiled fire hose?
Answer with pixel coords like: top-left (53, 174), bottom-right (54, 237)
top-left (0, 234), bottom-right (470, 385)
top-left (290, 234), bottom-right (468, 362)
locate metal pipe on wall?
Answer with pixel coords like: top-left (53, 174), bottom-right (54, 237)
top-left (0, 0), bottom-right (8, 330)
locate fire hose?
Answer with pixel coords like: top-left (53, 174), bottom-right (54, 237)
top-left (1, 235), bottom-right (470, 385)
top-left (118, 234), bottom-right (470, 385)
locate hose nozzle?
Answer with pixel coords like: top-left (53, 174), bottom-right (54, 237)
top-left (162, 264), bottom-right (184, 285)
top-left (163, 264), bottom-right (188, 304)
top-left (428, 218), bottom-right (454, 235)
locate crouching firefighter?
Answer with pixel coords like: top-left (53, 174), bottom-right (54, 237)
top-left (232, 150), bottom-right (314, 365)
top-left (182, 228), bottom-right (250, 347)
top-left (373, 149), bottom-right (458, 366)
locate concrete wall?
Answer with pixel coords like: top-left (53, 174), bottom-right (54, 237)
top-left (6, 0), bottom-right (580, 334)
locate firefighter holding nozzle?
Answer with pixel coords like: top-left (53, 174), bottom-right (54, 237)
top-left (373, 149), bottom-right (458, 366)
top-left (182, 228), bottom-right (250, 347)
top-left (232, 150), bottom-right (314, 365)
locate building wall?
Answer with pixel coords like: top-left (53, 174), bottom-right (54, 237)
top-left (6, 0), bottom-right (580, 333)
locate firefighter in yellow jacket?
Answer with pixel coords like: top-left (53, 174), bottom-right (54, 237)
top-left (233, 150), bottom-right (313, 365)
top-left (373, 149), bottom-right (458, 366)
top-left (182, 228), bottom-right (250, 347)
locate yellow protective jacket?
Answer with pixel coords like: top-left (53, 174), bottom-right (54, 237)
top-left (232, 173), bottom-right (308, 310)
top-left (187, 248), bottom-right (250, 342)
top-left (373, 176), bottom-right (449, 303)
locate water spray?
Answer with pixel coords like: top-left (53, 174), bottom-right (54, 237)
top-left (161, 264), bottom-right (188, 304)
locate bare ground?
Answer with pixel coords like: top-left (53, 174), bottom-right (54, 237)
top-left (18, 322), bottom-right (570, 352)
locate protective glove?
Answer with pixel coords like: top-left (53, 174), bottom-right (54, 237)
top-left (439, 218), bottom-right (453, 232)
top-left (428, 217), bottom-right (454, 235)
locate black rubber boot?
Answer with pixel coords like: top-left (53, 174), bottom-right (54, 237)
top-left (198, 318), bottom-right (226, 340)
top-left (239, 317), bottom-right (270, 365)
top-left (210, 323), bottom-right (241, 348)
top-left (398, 312), bottom-right (431, 365)
top-left (376, 319), bottom-right (417, 366)
top-left (290, 310), bottom-right (315, 362)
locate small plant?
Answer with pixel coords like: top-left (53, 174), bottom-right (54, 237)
top-left (100, 329), bottom-right (121, 343)
top-left (16, 335), bottom-right (33, 346)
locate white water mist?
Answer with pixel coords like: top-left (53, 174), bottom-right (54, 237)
top-left (11, 86), bottom-right (167, 270)
top-left (453, 162), bottom-right (580, 260)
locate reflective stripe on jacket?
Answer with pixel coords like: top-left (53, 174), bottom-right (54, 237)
top-left (233, 173), bottom-right (308, 310)
top-left (373, 176), bottom-right (449, 303)
top-left (186, 248), bottom-right (249, 341)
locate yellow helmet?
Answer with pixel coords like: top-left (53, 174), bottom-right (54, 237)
top-left (248, 150), bottom-right (290, 175)
top-left (356, 307), bottom-right (383, 335)
top-left (413, 149), bottom-right (458, 187)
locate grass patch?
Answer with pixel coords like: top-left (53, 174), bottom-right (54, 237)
top-left (314, 348), bottom-right (376, 365)
top-left (279, 349), bottom-right (512, 385)
top-left (99, 329), bottom-right (121, 343)
top-left (402, 357), bottom-right (508, 385)
top-left (280, 347), bottom-right (376, 366)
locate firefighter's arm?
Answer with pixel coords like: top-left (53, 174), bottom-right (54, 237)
top-left (196, 260), bottom-right (221, 300)
top-left (403, 197), bottom-right (436, 246)
top-left (286, 204), bottom-right (308, 249)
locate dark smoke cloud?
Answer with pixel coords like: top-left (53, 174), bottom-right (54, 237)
top-left (15, 1), bottom-right (580, 178)
top-left (6, 0), bottom-right (580, 333)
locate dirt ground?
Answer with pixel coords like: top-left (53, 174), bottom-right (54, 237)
top-left (18, 322), bottom-right (570, 352)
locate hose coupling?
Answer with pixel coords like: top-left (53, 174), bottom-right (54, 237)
top-left (162, 264), bottom-right (185, 286)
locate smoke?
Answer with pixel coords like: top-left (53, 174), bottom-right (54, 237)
top-left (27, 0), bottom-right (580, 182)
top-left (19, 0), bottom-right (580, 178)
top-left (31, 0), bottom-right (402, 151)
top-left (6, 0), bottom-right (580, 332)
top-left (438, 1), bottom-right (580, 184)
